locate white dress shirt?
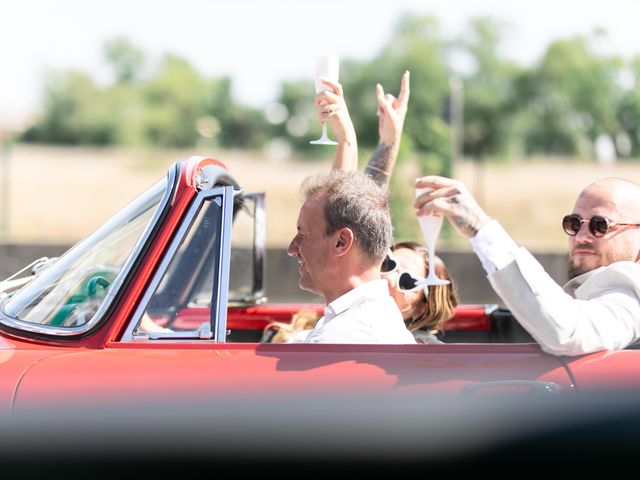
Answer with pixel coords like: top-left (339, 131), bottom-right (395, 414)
top-left (469, 219), bottom-right (640, 355)
top-left (289, 279), bottom-right (416, 344)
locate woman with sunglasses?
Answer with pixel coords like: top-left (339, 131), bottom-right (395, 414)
top-left (380, 241), bottom-right (457, 343)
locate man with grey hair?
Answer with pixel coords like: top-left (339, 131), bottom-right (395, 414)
top-left (287, 170), bottom-right (415, 344)
top-left (414, 175), bottom-right (640, 356)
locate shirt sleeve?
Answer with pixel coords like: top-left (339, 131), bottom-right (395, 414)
top-left (469, 219), bottom-right (520, 274)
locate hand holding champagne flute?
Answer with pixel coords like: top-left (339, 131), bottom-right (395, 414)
top-left (415, 187), bottom-right (450, 288)
top-left (310, 54), bottom-right (339, 145)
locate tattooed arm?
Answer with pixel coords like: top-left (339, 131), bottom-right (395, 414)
top-left (364, 142), bottom-right (397, 187)
top-left (364, 71), bottom-right (410, 188)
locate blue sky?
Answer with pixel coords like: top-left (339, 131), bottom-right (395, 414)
top-left (2, 0), bottom-right (639, 126)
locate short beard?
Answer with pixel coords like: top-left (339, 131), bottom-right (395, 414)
top-left (567, 243), bottom-right (598, 280)
top-left (567, 260), bottom-right (589, 280)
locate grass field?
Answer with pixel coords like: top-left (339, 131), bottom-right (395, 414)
top-left (2, 144), bottom-right (639, 252)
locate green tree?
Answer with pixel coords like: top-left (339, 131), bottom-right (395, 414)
top-left (616, 55), bottom-right (640, 157)
top-left (272, 79), bottom-right (315, 153)
top-left (104, 37), bottom-right (145, 84)
top-left (202, 76), bottom-right (268, 149)
top-left (519, 33), bottom-right (623, 157)
top-left (23, 25), bottom-right (637, 163)
top-left (23, 39), bottom-right (270, 150)
top-left (141, 55), bottom-right (219, 148)
top-left (458, 17), bottom-right (522, 159)
top-left (362, 14), bottom-right (452, 167)
top-left (22, 70), bottom-right (117, 145)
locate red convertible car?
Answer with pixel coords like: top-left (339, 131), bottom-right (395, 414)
top-left (1, 155), bottom-right (639, 469)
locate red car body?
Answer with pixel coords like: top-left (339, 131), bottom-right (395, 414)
top-left (1, 156), bottom-right (639, 467)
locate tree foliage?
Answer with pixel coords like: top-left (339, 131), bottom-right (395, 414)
top-left (22, 70), bottom-right (118, 145)
top-left (517, 34), bottom-right (624, 157)
top-left (21, 20), bottom-right (640, 165)
top-left (617, 55), bottom-right (640, 157)
top-left (104, 37), bottom-right (145, 84)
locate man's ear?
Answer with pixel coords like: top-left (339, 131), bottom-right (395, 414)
top-left (334, 227), bottom-right (355, 256)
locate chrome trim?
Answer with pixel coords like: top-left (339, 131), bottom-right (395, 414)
top-left (241, 191), bottom-right (267, 304)
top-left (484, 304), bottom-right (499, 315)
top-left (199, 322), bottom-right (212, 339)
top-left (214, 186), bottom-right (234, 342)
top-left (1, 257), bottom-right (56, 283)
top-left (197, 165), bottom-right (233, 191)
top-left (142, 329), bottom-right (212, 340)
top-left (461, 380), bottom-right (564, 397)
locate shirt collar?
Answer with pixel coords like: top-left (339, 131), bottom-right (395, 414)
top-left (324, 279), bottom-right (390, 319)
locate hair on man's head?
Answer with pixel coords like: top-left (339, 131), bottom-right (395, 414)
top-left (301, 170), bottom-right (393, 263)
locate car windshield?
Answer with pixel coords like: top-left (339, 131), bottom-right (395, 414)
top-left (0, 179), bottom-right (167, 332)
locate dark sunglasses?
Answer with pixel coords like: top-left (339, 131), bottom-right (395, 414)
top-left (562, 214), bottom-right (640, 238)
top-left (380, 253), bottom-right (427, 293)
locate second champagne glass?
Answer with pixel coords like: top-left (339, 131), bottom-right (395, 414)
top-left (415, 187), bottom-right (450, 287)
top-left (310, 54), bottom-right (339, 145)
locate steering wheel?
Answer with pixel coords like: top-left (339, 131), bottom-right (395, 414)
top-left (49, 274), bottom-right (112, 327)
top-left (86, 275), bottom-right (111, 298)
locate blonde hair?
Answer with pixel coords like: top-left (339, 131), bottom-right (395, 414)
top-left (392, 241), bottom-right (458, 333)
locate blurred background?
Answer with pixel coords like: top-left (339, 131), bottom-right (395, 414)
top-left (2, 0), bottom-right (639, 302)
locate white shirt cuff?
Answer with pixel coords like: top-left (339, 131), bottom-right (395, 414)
top-left (470, 219), bottom-right (520, 274)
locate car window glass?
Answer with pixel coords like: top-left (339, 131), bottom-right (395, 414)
top-left (1, 180), bottom-right (165, 329)
top-left (135, 194), bottom-right (224, 336)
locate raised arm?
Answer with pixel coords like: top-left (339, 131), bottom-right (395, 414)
top-left (364, 70), bottom-right (410, 188)
top-left (314, 78), bottom-right (358, 172)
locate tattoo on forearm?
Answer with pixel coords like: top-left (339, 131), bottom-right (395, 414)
top-left (454, 212), bottom-right (480, 237)
top-left (451, 196), bottom-right (490, 237)
top-left (365, 142), bottom-right (397, 187)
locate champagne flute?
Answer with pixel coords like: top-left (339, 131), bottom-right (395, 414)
top-left (310, 54), bottom-right (339, 145)
top-left (415, 187), bottom-right (450, 288)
